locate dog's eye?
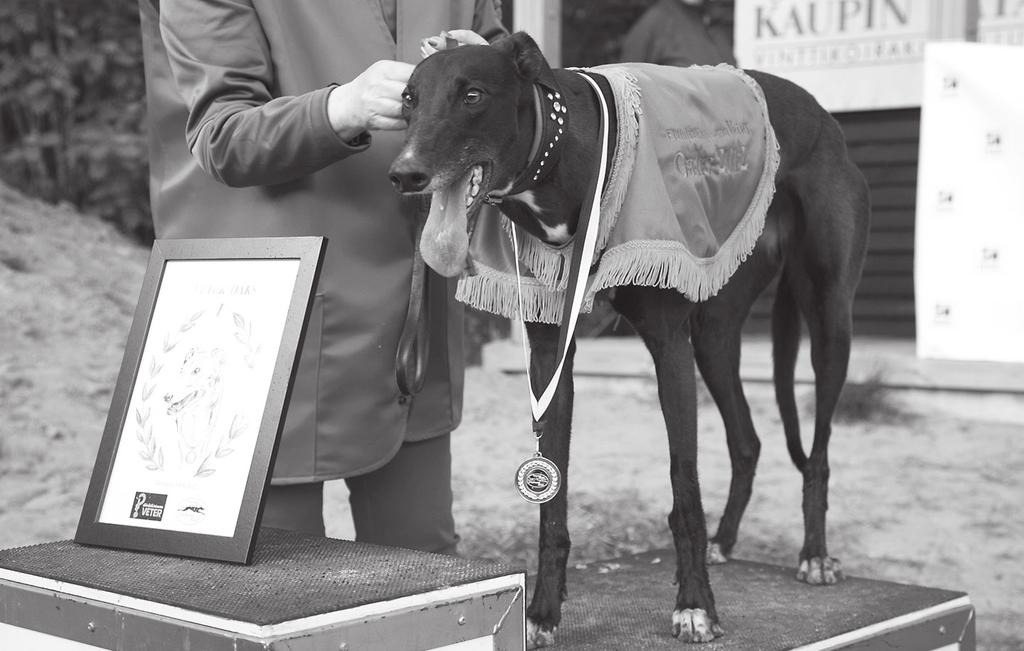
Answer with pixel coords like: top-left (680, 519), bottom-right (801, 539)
top-left (464, 89), bottom-right (483, 105)
top-left (401, 89), bottom-right (416, 109)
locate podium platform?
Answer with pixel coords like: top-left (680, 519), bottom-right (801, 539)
top-left (554, 550), bottom-right (974, 650)
top-left (0, 529), bottom-right (524, 650)
top-left (0, 533), bottom-right (974, 650)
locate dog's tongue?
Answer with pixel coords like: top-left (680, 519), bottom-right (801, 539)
top-left (420, 168), bottom-right (474, 277)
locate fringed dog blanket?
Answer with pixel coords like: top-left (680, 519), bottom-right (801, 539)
top-left (457, 63), bottom-right (781, 324)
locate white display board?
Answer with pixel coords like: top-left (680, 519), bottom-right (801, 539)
top-left (915, 41), bottom-right (1024, 363)
top-left (977, 0), bottom-right (1024, 44)
top-left (735, 0), bottom-right (970, 111)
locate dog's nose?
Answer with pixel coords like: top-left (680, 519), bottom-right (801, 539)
top-left (389, 170), bottom-right (429, 193)
top-left (388, 155), bottom-right (431, 193)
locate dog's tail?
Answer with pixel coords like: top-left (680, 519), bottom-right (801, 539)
top-left (772, 274), bottom-right (807, 472)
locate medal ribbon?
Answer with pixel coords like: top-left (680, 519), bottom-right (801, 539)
top-left (511, 71), bottom-right (611, 426)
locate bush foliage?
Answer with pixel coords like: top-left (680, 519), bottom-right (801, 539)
top-left (0, 0), bottom-right (151, 241)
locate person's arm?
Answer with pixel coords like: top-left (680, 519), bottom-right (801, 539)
top-left (160, 0), bottom-right (401, 188)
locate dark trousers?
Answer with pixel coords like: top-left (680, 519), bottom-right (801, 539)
top-left (261, 433), bottom-right (458, 555)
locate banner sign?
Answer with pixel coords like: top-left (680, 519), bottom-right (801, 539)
top-left (915, 42), bottom-right (1024, 363)
top-left (735, 0), bottom-right (970, 111)
top-left (978, 0), bottom-right (1024, 44)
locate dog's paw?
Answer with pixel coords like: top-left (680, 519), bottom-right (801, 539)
top-left (706, 542), bottom-right (729, 565)
top-left (526, 618), bottom-right (557, 649)
top-left (671, 609), bottom-right (723, 643)
top-left (796, 556), bottom-right (845, 585)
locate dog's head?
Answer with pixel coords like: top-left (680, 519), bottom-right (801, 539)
top-left (389, 32), bottom-right (547, 277)
top-left (163, 347), bottom-right (225, 416)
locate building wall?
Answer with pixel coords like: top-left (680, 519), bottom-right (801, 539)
top-left (745, 109), bottom-right (921, 338)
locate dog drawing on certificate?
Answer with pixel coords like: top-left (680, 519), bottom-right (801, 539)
top-left (163, 346), bottom-right (226, 468)
top-left (389, 32), bottom-right (869, 646)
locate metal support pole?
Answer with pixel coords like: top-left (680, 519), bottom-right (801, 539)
top-left (513, 0), bottom-right (562, 67)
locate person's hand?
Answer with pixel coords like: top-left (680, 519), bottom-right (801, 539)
top-left (420, 29), bottom-right (488, 58)
top-left (327, 60), bottom-right (414, 141)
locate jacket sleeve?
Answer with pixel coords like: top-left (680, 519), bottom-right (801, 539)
top-left (474, 0), bottom-right (509, 43)
top-left (159, 0), bottom-right (364, 188)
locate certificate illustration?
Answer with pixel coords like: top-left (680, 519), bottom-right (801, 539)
top-left (76, 238), bottom-right (325, 563)
top-left (97, 258), bottom-right (299, 537)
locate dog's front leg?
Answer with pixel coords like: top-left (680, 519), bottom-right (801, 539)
top-left (523, 321), bottom-right (575, 649)
top-left (611, 286), bottom-right (723, 643)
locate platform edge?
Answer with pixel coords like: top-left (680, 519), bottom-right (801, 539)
top-left (794, 596), bottom-right (973, 651)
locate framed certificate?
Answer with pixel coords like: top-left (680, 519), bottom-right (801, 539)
top-left (75, 237), bottom-right (326, 563)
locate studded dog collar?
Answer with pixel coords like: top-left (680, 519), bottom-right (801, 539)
top-left (485, 67), bottom-right (568, 203)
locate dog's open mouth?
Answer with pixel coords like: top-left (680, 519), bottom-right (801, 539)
top-left (165, 390), bottom-right (198, 416)
top-left (420, 163), bottom-right (488, 277)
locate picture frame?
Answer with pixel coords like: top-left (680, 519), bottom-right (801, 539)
top-left (75, 237), bottom-right (326, 564)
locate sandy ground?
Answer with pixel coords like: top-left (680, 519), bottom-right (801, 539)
top-left (1, 184), bottom-right (1021, 649)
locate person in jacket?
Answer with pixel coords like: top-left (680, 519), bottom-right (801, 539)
top-left (138, 0), bottom-right (507, 555)
top-left (621, 0), bottom-right (736, 67)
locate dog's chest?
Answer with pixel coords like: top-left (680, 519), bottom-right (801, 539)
top-left (502, 190), bottom-right (572, 245)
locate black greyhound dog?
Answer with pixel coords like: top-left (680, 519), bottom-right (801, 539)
top-left (390, 32), bottom-right (869, 646)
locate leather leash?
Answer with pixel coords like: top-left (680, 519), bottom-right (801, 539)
top-left (396, 196), bottom-right (431, 398)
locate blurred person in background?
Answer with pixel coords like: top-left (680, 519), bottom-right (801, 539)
top-left (621, 0), bottom-right (736, 67)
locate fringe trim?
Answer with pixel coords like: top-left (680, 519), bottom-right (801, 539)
top-left (456, 262), bottom-right (569, 324)
top-left (584, 236), bottom-right (755, 308)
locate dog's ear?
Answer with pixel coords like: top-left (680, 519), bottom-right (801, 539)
top-left (492, 31), bottom-right (546, 83)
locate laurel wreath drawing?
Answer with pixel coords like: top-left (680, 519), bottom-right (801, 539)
top-left (136, 309), bottom-right (204, 471)
top-left (233, 311), bottom-right (260, 368)
top-left (194, 414), bottom-right (249, 478)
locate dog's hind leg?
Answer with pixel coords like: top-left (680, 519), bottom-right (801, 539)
top-left (523, 321), bottom-right (576, 649)
top-left (611, 285), bottom-right (722, 642)
top-left (785, 269), bottom-right (851, 585)
top-left (785, 156), bottom-right (869, 585)
top-left (691, 236), bottom-right (782, 564)
top-left (773, 268), bottom-right (807, 473)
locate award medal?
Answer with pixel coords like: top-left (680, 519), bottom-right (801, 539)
top-left (508, 71), bottom-right (610, 505)
top-left (515, 452), bottom-right (561, 504)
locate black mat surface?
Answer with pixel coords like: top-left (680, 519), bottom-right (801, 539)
top-left (553, 551), bottom-right (966, 650)
top-left (0, 528), bottom-right (518, 626)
